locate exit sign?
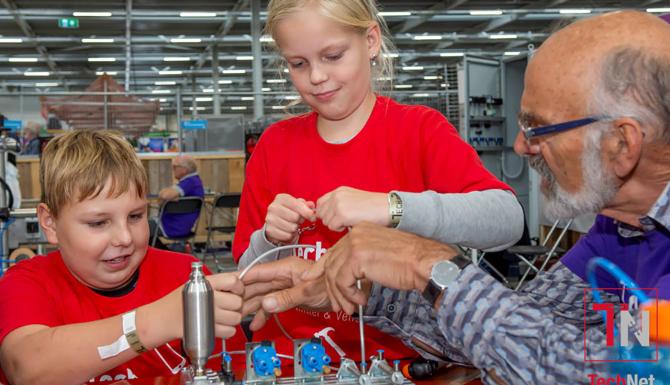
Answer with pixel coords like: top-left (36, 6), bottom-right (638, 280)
top-left (58, 18), bottom-right (79, 29)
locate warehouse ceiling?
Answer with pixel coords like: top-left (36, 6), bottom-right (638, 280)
top-left (0, 0), bottom-right (666, 113)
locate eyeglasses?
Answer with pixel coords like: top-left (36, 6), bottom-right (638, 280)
top-left (521, 116), bottom-right (611, 140)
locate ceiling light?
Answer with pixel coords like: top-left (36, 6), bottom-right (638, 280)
top-left (559, 9), bottom-right (591, 14)
top-left (218, 80), bottom-right (232, 84)
top-left (179, 12), bottom-right (217, 17)
top-left (155, 81), bottom-right (176, 85)
top-left (402, 66), bottom-right (423, 71)
top-left (82, 38), bottom-right (115, 44)
top-left (413, 35), bottom-right (442, 41)
top-left (170, 38), bottom-right (202, 43)
top-left (469, 10), bottom-right (503, 16)
top-left (412, 93), bottom-right (431, 97)
top-left (35, 82), bottom-right (58, 87)
top-left (231, 106), bottom-right (247, 110)
top-left (9, 57), bottom-right (38, 62)
top-left (378, 11), bottom-right (411, 17)
top-left (222, 69), bottom-right (245, 74)
top-left (159, 70), bottom-right (182, 75)
top-left (159, 98), bottom-right (168, 102)
top-left (152, 89), bottom-right (171, 94)
top-left (96, 71), bottom-right (117, 75)
top-left (24, 71), bottom-right (50, 76)
top-left (424, 76), bottom-right (439, 80)
top-left (441, 83), bottom-right (447, 88)
top-left (196, 97), bottom-right (213, 102)
top-left (236, 56), bottom-right (254, 61)
top-left (189, 106), bottom-right (207, 111)
top-left (440, 52), bottom-right (464, 57)
top-left (88, 57), bottom-right (116, 62)
top-left (260, 35), bottom-right (274, 43)
top-left (272, 105), bottom-right (286, 110)
top-left (376, 76), bottom-right (392, 81)
top-left (647, 8), bottom-right (670, 12)
top-left (202, 88), bottom-right (213, 93)
top-left (383, 53), bottom-right (399, 58)
top-left (262, 88), bottom-right (271, 92)
top-left (267, 79), bottom-right (287, 83)
top-left (489, 34), bottom-right (518, 39)
top-left (163, 57), bottom-right (190, 62)
top-left (394, 84), bottom-right (412, 89)
top-left (284, 95), bottom-right (299, 100)
top-left (504, 51), bottom-right (521, 56)
top-left (0, 38), bottom-right (23, 43)
top-left (284, 68), bottom-right (289, 73)
top-left (241, 96), bottom-right (255, 101)
top-left (73, 12), bottom-right (112, 17)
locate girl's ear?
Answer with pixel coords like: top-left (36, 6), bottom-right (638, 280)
top-left (366, 23), bottom-right (382, 58)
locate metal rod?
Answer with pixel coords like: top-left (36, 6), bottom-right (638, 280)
top-left (357, 279), bottom-right (366, 373)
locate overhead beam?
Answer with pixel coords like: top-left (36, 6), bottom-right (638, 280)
top-left (0, 0), bottom-right (67, 87)
top-left (464, 0), bottom-right (571, 34)
top-left (125, 0), bottom-right (132, 92)
top-left (194, 0), bottom-right (249, 70)
top-left (392, 0), bottom-right (468, 34)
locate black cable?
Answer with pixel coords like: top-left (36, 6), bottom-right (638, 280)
top-left (0, 176), bottom-right (14, 212)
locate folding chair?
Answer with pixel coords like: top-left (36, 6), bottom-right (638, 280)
top-left (204, 193), bottom-right (241, 268)
top-left (508, 218), bottom-right (573, 290)
top-left (152, 196), bottom-right (204, 253)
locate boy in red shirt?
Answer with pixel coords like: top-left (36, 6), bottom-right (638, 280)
top-left (0, 131), bottom-right (245, 385)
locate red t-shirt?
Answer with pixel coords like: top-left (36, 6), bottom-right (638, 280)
top-left (233, 95), bottom-right (512, 361)
top-left (0, 247), bottom-right (247, 383)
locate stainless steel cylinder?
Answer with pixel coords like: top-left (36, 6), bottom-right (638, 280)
top-left (183, 262), bottom-right (215, 376)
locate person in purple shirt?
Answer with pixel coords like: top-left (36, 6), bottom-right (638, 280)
top-left (239, 11), bottom-right (670, 385)
top-left (156, 155), bottom-right (204, 238)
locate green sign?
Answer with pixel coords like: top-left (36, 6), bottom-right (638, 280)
top-left (58, 18), bottom-right (79, 29)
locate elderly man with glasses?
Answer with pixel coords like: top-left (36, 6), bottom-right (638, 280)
top-left (241, 10), bottom-right (670, 385)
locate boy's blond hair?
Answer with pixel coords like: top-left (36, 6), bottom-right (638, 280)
top-left (40, 130), bottom-right (147, 218)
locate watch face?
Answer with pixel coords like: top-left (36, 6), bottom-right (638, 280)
top-left (433, 260), bottom-right (461, 288)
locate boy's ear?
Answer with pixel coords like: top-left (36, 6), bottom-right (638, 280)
top-left (37, 203), bottom-right (59, 245)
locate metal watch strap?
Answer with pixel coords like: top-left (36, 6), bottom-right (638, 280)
top-left (388, 192), bottom-right (403, 228)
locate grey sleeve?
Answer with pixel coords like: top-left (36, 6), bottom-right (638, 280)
top-left (396, 189), bottom-right (524, 251)
top-left (237, 226), bottom-right (296, 270)
top-left (365, 263), bottom-right (618, 385)
top-left (363, 284), bottom-right (471, 365)
top-left (436, 263), bottom-right (614, 385)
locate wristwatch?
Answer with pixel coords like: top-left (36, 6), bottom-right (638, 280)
top-left (388, 192), bottom-right (403, 228)
top-left (422, 255), bottom-right (471, 306)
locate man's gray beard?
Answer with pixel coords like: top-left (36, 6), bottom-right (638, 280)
top-left (528, 131), bottom-right (618, 220)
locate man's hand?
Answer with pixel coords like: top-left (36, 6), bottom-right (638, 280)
top-left (316, 187), bottom-right (389, 232)
top-left (304, 222), bottom-right (459, 315)
top-left (241, 257), bottom-right (332, 331)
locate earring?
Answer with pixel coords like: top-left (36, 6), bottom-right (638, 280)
top-left (370, 54), bottom-right (378, 66)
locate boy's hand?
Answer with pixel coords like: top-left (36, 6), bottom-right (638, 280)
top-left (265, 193), bottom-right (317, 244)
top-left (142, 273), bottom-right (244, 344)
top-left (206, 273), bottom-right (244, 338)
top-left (316, 187), bottom-right (389, 232)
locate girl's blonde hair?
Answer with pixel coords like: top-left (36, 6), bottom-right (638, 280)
top-left (265, 0), bottom-right (396, 93)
